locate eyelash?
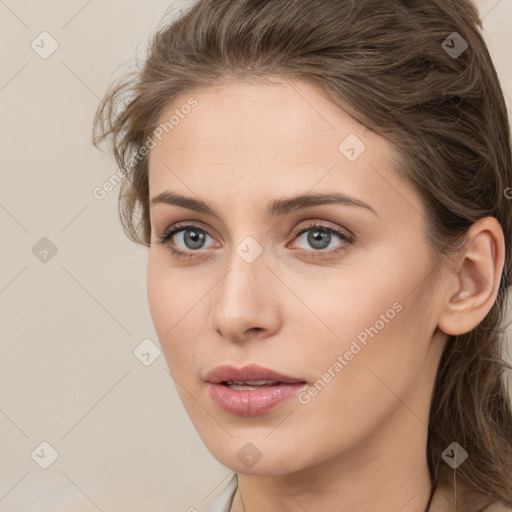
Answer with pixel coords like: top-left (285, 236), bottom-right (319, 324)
top-left (157, 221), bottom-right (354, 261)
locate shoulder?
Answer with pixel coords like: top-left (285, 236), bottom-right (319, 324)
top-left (429, 476), bottom-right (511, 512)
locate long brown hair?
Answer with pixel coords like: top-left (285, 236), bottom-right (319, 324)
top-left (93, 0), bottom-right (512, 509)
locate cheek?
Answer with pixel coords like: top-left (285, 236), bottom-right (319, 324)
top-left (147, 250), bottom-right (202, 332)
top-left (147, 256), bottom-right (172, 337)
top-left (283, 292), bottom-right (434, 469)
top-left (147, 253), bottom-right (202, 372)
top-left (297, 253), bottom-right (435, 397)
top-left (301, 270), bottom-right (435, 419)
top-left (287, 264), bottom-right (404, 356)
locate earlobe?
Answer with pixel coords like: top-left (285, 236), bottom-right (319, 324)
top-left (437, 217), bottom-right (505, 336)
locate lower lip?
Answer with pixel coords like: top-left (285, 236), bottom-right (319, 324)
top-left (207, 382), bottom-right (306, 416)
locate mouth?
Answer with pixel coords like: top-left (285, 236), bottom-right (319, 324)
top-left (220, 380), bottom-right (290, 390)
top-left (205, 363), bottom-right (306, 385)
top-left (205, 364), bottom-right (307, 416)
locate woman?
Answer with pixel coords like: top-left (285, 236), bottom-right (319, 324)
top-left (93, 0), bottom-right (512, 510)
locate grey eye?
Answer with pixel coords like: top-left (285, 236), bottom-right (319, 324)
top-left (175, 228), bottom-right (211, 250)
top-left (295, 228), bottom-right (342, 251)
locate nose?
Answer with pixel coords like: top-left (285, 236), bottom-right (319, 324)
top-left (210, 245), bottom-right (282, 343)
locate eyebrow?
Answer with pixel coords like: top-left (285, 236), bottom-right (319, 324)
top-left (150, 190), bottom-right (378, 218)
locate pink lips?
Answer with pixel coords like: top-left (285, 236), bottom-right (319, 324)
top-left (205, 364), bottom-right (307, 416)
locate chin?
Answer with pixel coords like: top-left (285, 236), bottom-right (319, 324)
top-left (202, 435), bottom-right (308, 475)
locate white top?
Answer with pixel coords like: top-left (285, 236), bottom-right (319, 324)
top-left (205, 473), bottom-right (238, 512)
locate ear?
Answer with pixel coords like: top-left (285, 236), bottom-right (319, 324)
top-left (437, 217), bottom-right (505, 336)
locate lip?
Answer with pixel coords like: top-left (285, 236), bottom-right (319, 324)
top-left (205, 363), bottom-right (306, 385)
top-left (205, 364), bottom-right (307, 417)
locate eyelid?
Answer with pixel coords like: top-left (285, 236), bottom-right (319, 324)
top-left (290, 220), bottom-right (353, 241)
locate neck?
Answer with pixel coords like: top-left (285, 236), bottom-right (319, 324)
top-left (231, 407), bottom-right (433, 512)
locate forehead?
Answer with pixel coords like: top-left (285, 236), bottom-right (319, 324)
top-left (150, 78), bottom-right (374, 164)
top-left (147, 78), bottom-right (424, 223)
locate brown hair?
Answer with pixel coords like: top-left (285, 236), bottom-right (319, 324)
top-left (93, 0), bottom-right (512, 509)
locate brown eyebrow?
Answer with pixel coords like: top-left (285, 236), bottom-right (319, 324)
top-left (150, 190), bottom-right (378, 218)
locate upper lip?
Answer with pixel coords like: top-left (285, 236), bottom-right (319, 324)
top-left (205, 364), bottom-right (306, 384)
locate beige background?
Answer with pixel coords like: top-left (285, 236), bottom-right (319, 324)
top-left (1, 1), bottom-right (511, 511)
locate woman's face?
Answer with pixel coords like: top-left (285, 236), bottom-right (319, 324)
top-left (147, 78), bottom-right (448, 476)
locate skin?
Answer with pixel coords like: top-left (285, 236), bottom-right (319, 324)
top-left (146, 78), bottom-right (504, 512)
